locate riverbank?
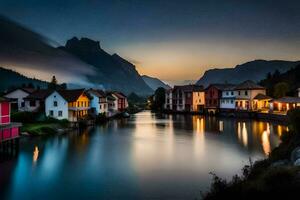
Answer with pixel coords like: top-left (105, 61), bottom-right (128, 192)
top-left (162, 109), bottom-right (289, 123)
top-left (201, 109), bottom-right (300, 199)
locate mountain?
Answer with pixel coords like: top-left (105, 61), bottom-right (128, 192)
top-left (0, 67), bottom-right (48, 92)
top-left (196, 60), bottom-right (300, 87)
top-left (59, 37), bottom-right (153, 95)
top-left (142, 75), bottom-right (171, 90)
top-left (0, 16), bottom-right (153, 95)
top-left (0, 15), bottom-right (95, 85)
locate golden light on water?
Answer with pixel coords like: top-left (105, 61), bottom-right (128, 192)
top-left (261, 123), bottom-right (271, 155)
top-left (242, 122), bottom-right (248, 147)
top-left (219, 121), bottom-right (224, 132)
top-left (33, 146), bottom-right (39, 163)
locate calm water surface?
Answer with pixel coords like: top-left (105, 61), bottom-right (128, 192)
top-left (0, 111), bottom-right (287, 199)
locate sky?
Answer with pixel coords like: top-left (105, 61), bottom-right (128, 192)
top-left (0, 0), bottom-right (299, 84)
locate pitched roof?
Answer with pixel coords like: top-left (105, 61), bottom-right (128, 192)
top-left (235, 80), bottom-right (265, 90)
top-left (5, 87), bottom-right (36, 95)
top-left (88, 89), bottom-right (106, 98)
top-left (206, 84), bottom-right (236, 91)
top-left (0, 96), bottom-right (10, 102)
top-left (270, 97), bottom-right (300, 103)
top-left (113, 92), bottom-right (127, 99)
top-left (173, 84), bottom-right (204, 92)
top-left (24, 89), bottom-right (53, 100)
top-left (254, 93), bottom-right (272, 100)
top-left (57, 89), bottom-right (86, 102)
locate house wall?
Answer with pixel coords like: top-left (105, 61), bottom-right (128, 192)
top-left (90, 94), bottom-right (108, 115)
top-left (220, 90), bottom-right (236, 109)
top-left (205, 86), bottom-right (221, 108)
top-left (68, 94), bottom-right (90, 121)
top-left (165, 91), bottom-right (172, 109)
top-left (192, 91), bottom-right (205, 111)
top-left (4, 89), bottom-right (29, 111)
top-left (45, 91), bottom-right (68, 120)
top-left (235, 89), bottom-right (266, 110)
top-left (24, 99), bottom-right (41, 112)
top-left (0, 102), bottom-right (11, 125)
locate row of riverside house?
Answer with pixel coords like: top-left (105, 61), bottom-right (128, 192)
top-left (3, 88), bottom-right (128, 122)
top-left (164, 80), bottom-right (300, 116)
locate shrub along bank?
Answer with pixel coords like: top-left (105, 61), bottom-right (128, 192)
top-left (202, 109), bottom-right (300, 199)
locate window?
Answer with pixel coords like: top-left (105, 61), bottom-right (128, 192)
top-left (49, 110), bottom-right (54, 116)
top-left (231, 100), bottom-right (234, 104)
top-left (58, 111), bottom-right (63, 117)
top-left (30, 100), bottom-right (36, 107)
top-left (21, 101), bottom-right (25, 107)
top-left (226, 92), bottom-right (229, 96)
top-left (100, 105), bottom-right (102, 109)
top-left (238, 91), bottom-right (241, 95)
top-left (53, 101), bottom-right (58, 107)
top-left (231, 91), bottom-right (234, 95)
top-left (245, 90), bottom-right (248, 96)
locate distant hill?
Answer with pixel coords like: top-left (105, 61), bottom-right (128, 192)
top-left (259, 64), bottom-right (300, 97)
top-left (142, 75), bottom-right (171, 90)
top-left (0, 16), bottom-right (153, 95)
top-left (196, 60), bottom-right (300, 87)
top-left (0, 67), bottom-right (48, 92)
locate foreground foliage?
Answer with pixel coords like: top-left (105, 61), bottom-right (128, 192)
top-left (202, 109), bottom-right (300, 199)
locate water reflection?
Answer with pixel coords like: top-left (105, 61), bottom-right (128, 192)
top-left (0, 111), bottom-right (288, 200)
top-left (33, 146), bottom-right (39, 163)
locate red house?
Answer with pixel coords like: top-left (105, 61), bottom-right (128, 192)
top-left (113, 92), bottom-right (128, 112)
top-left (0, 97), bottom-right (21, 142)
top-left (205, 84), bottom-right (233, 113)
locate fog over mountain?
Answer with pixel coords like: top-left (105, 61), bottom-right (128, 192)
top-left (0, 15), bottom-right (96, 85)
top-left (0, 16), bottom-right (153, 95)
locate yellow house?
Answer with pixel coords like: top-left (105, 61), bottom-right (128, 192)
top-left (192, 89), bottom-right (205, 112)
top-left (235, 80), bottom-right (266, 111)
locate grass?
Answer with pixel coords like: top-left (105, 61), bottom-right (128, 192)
top-left (21, 123), bottom-right (63, 136)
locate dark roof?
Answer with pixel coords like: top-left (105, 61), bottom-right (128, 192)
top-left (205, 84), bottom-right (236, 91)
top-left (235, 80), bottom-right (265, 90)
top-left (270, 97), bottom-right (300, 103)
top-left (24, 89), bottom-right (53, 100)
top-left (57, 89), bottom-right (86, 102)
top-left (88, 89), bottom-right (106, 98)
top-left (105, 93), bottom-right (116, 101)
top-left (0, 96), bottom-right (10, 102)
top-left (5, 87), bottom-right (36, 95)
top-left (113, 92), bottom-right (127, 99)
top-left (254, 93), bottom-right (272, 100)
top-left (173, 84), bottom-right (204, 92)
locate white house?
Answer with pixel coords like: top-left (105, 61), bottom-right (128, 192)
top-left (45, 89), bottom-right (90, 122)
top-left (106, 93), bottom-right (117, 117)
top-left (45, 91), bottom-right (68, 120)
top-left (220, 85), bottom-right (236, 110)
top-left (88, 89), bottom-right (108, 116)
top-left (4, 88), bottom-right (35, 111)
top-left (23, 89), bottom-right (52, 112)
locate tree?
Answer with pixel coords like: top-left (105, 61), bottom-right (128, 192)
top-left (273, 82), bottom-right (289, 98)
top-left (152, 87), bottom-right (165, 111)
top-left (48, 75), bottom-right (58, 89)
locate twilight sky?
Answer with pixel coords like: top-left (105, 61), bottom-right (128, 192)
top-left (0, 0), bottom-right (299, 84)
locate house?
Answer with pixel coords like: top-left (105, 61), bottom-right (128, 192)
top-left (235, 80), bottom-right (266, 111)
top-left (164, 85), bottom-right (204, 112)
top-left (23, 89), bottom-right (53, 112)
top-left (4, 88), bottom-right (35, 111)
top-left (205, 84), bottom-right (234, 113)
top-left (164, 89), bottom-right (173, 110)
top-left (253, 94), bottom-right (272, 112)
top-left (0, 97), bottom-right (21, 143)
top-left (112, 92), bottom-right (128, 112)
top-left (220, 85), bottom-right (237, 111)
top-left (87, 89), bottom-right (108, 116)
top-left (106, 93), bottom-right (117, 116)
top-left (269, 97), bottom-right (300, 115)
top-left (45, 89), bottom-right (90, 122)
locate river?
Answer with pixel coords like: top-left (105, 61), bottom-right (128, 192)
top-left (0, 111), bottom-right (287, 199)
